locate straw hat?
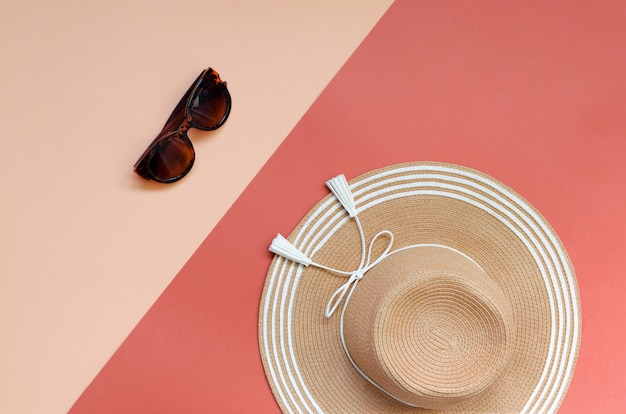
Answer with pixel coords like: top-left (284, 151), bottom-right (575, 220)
top-left (259, 162), bottom-right (581, 413)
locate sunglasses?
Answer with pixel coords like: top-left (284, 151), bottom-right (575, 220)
top-left (133, 67), bottom-right (231, 183)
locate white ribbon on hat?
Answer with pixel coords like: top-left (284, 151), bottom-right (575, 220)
top-left (323, 228), bottom-right (394, 317)
top-left (270, 174), bottom-right (394, 318)
top-left (269, 174), bottom-right (422, 407)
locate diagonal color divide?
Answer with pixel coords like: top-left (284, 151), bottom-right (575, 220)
top-left (71, 1), bottom-right (626, 412)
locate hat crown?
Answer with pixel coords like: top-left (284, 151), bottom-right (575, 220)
top-left (343, 245), bottom-right (516, 410)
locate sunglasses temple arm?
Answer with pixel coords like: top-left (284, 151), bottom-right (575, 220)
top-left (159, 70), bottom-right (205, 134)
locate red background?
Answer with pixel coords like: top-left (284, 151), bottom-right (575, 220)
top-left (71, 1), bottom-right (626, 412)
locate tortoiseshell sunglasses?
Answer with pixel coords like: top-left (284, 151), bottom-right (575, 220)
top-left (134, 67), bottom-right (231, 183)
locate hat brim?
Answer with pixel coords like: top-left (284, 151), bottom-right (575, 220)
top-left (259, 162), bottom-right (581, 413)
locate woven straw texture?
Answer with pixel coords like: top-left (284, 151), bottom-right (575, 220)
top-left (259, 162), bottom-right (581, 413)
top-left (343, 246), bottom-right (516, 409)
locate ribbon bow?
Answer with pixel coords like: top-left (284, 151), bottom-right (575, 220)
top-left (324, 230), bottom-right (394, 318)
top-left (270, 173), bottom-right (397, 319)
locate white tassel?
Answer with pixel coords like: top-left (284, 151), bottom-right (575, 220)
top-left (326, 174), bottom-right (357, 218)
top-left (269, 234), bottom-right (312, 266)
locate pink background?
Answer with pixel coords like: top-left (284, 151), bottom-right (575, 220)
top-left (1, 1), bottom-right (392, 412)
top-left (3, 1), bottom-right (626, 413)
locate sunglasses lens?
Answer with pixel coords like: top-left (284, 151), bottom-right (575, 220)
top-left (189, 83), bottom-right (230, 130)
top-left (146, 134), bottom-right (194, 182)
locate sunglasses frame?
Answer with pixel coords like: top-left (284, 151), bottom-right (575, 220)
top-left (134, 67), bottom-right (231, 183)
